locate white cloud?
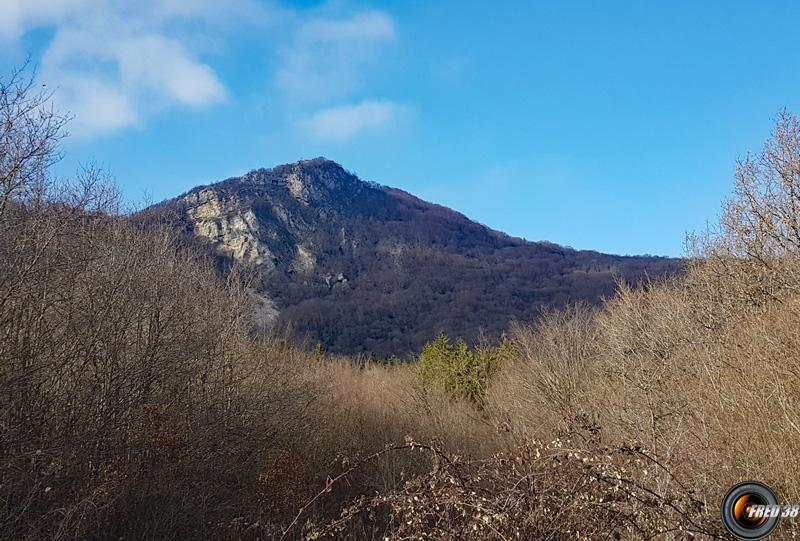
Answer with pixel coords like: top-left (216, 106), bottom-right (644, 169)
top-left (277, 10), bottom-right (396, 104)
top-left (300, 11), bottom-right (395, 43)
top-left (54, 75), bottom-right (139, 134)
top-left (0, 2), bottom-right (413, 142)
top-left (0, 0), bottom-right (263, 137)
top-left (114, 35), bottom-right (227, 107)
top-left (277, 9), bottom-right (411, 140)
top-left (0, 0), bottom-right (90, 41)
top-left (302, 99), bottom-right (409, 142)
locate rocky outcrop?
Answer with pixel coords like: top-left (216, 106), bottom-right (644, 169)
top-left (159, 157), bottom-right (681, 356)
top-left (183, 188), bottom-right (275, 269)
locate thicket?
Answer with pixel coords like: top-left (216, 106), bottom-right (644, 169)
top-left (0, 67), bottom-right (319, 539)
top-left (304, 112), bottom-right (800, 539)
top-left (5, 62), bottom-right (800, 540)
top-left (417, 332), bottom-right (511, 405)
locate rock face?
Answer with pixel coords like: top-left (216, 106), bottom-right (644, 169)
top-left (184, 188), bottom-right (275, 268)
top-left (160, 158), bottom-right (681, 356)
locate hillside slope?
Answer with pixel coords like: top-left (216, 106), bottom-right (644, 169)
top-left (158, 158), bottom-right (680, 356)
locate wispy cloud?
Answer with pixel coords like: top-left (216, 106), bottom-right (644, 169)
top-left (277, 10), bottom-right (396, 104)
top-left (302, 99), bottom-right (410, 142)
top-left (276, 9), bottom-right (414, 141)
top-left (1, 0), bottom-right (265, 137)
top-left (0, 2), bottom-right (413, 143)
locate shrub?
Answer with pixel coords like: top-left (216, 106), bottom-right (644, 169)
top-left (308, 437), bottom-right (719, 540)
top-left (418, 332), bottom-right (510, 405)
top-left (486, 304), bottom-right (599, 438)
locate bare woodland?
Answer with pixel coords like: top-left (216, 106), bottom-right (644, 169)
top-left (4, 66), bottom-right (800, 539)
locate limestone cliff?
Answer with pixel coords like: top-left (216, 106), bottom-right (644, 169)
top-left (158, 158), bottom-right (680, 356)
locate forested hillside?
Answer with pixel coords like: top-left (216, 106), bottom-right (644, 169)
top-left (159, 159), bottom-right (680, 355)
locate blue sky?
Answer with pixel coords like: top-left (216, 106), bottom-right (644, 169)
top-left (2, 1), bottom-right (799, 256)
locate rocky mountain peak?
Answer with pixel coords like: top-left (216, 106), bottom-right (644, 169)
top-left (236, 158), bottom-right (365, 198)
top-left (159, 160), bottom-right (681, 356)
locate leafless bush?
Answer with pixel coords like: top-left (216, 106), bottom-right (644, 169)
top-left (486, 305), bottom-right (599, 440)
top-left (308, 437), bottom-right (720, 540)
top-left (0, 65), bottom-right (327, 540)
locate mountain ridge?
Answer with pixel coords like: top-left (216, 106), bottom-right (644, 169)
top-left (154, 157), bottom-right (680, 356)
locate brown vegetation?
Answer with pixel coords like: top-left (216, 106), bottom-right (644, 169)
top-left (4, 66), bottom-right (800, 539)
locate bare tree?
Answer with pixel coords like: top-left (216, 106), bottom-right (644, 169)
top-left (686, 110), bottom-right (800, 324)
top-left (0, 65), bottom-right (313, 540)
top-left (0, 61), bottom-right (69, 217)
top-left (723, 109), bottom-right (800, 261)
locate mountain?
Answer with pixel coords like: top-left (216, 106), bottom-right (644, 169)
top-left (156, 158), bottom-right (680, 357)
